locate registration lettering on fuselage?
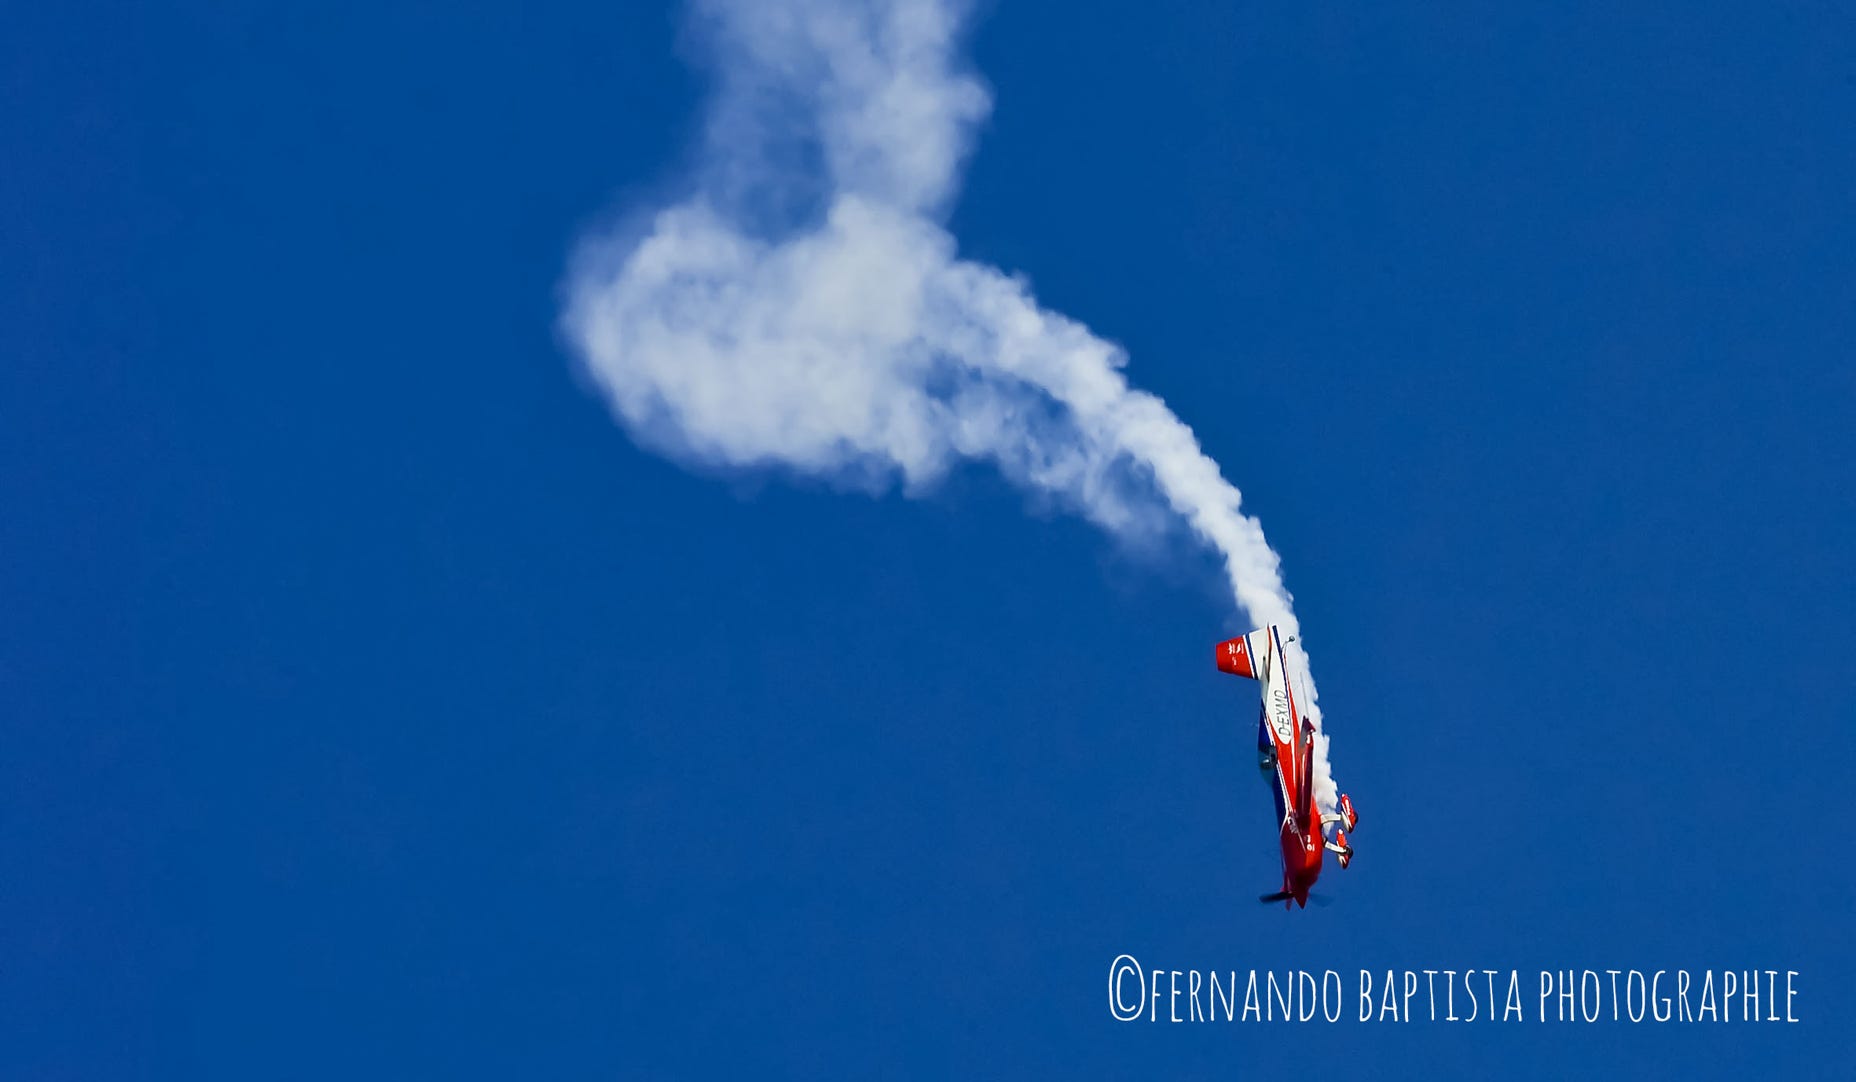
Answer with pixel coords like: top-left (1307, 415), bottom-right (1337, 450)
top-left (1268, 685), bottom-right (1294, 745)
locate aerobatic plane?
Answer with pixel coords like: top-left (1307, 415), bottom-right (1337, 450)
top-left (1215, 625), bottom-right (1358, 908)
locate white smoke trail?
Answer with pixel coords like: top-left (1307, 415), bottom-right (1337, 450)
top-left (561, 0), bottom-right (1338, 812)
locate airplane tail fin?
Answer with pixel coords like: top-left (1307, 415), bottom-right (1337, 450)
top-left (1215, 628), bottom-right (1271, 679)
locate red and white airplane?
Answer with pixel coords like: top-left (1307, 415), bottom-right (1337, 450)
top-left (1215, 626), bottom-right (1358, 908)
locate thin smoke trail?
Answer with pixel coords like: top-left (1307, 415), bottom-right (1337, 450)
top-left (562, 0), bottom-right (1339, 811)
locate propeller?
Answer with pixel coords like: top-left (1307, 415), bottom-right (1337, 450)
top-left (1257, 891), bottom-right (1335, 908)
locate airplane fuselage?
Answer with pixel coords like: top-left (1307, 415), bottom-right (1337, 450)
top-left (1219, 623), bottom-right (1351, 909)
top-left (1255, 626), bottom-right (1321, 906)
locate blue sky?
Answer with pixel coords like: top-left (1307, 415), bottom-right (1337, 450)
top-left (5, 1), bottom-right (1853, 1078)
